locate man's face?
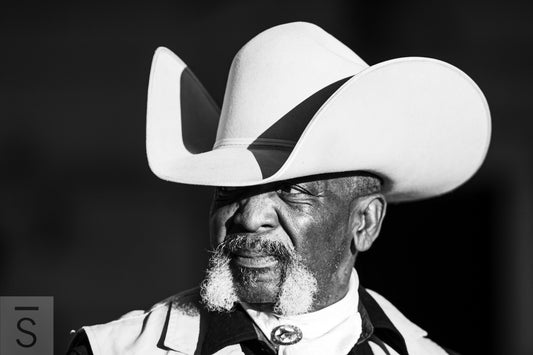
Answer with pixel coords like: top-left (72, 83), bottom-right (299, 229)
top-left (207, 176), bottom-right (357, 312)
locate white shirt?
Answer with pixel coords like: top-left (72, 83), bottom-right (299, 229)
top-left (241, 269), bottom-right (362, 355)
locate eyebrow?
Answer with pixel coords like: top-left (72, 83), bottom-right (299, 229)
top-left (215, 177), bottom-right (329, 197)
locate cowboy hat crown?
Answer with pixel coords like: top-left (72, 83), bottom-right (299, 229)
top-left (146, 22), bottom-right (491, 202)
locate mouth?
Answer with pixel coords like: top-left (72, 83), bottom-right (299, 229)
top-left (231, 252), bottom-right (279, 269)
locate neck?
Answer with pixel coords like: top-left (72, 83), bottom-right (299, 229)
top-left (310, 261), bottom-right (355, 312)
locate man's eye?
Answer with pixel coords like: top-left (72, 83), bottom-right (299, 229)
top-left (215, 187), bottom-right (238, 200)
top-left (277, 184), bottom-right (311, 195)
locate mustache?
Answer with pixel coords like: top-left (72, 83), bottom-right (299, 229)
top-left (216, 234), bottom-right (295, 260)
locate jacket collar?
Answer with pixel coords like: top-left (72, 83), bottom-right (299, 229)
top-left (161, 286), bottom-right (410, 355)
top-left (201, 304), bottom-right (259, 355)
top-left (357, 287), bottom-right (409, 355)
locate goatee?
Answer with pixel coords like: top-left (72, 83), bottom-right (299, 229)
top-left (200, 235), bottom-right (317, 316)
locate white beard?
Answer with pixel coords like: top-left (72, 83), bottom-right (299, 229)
top-left (200, 240), bottom-right (317, 316)
top-left (272, 258), bottom-right (317, 315)
top-left (199, 252), bottom-right (238, 313)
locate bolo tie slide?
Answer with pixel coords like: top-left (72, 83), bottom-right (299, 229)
top-left (270, 324), bottom-right (303, 345)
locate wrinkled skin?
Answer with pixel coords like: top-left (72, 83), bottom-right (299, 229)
top-left (209, 174), bottom-right (386, 312)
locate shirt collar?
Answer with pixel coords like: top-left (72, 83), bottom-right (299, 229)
top-left (162, 285), bottom-right (410, 355)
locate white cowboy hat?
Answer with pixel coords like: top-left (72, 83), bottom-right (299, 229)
top-left (146, 22), bottom-right (491, 202)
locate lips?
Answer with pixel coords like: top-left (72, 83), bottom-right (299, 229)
top-left (231, 252), bottom-right (279, 268)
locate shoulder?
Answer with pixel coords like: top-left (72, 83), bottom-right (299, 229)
top-left (69, 287), bottom-right (203, 355)
top-left (366, 288), bottom-right (453, 355)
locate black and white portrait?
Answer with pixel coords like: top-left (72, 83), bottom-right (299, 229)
top-left (1, 2), bottom-right (531, 355)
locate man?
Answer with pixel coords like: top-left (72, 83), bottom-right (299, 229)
top-left (68, 22), bottom-right (490, 354)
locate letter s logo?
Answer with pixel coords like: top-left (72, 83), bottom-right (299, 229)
top-left (16, 317), bottom-right (37, 348)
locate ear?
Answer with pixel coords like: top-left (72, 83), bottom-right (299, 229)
top-left (349, 194), bottom-right (387, 252)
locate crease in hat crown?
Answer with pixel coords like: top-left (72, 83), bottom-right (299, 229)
top-left (214, 22), bottom-right (368, 150)
top-left (146, 21), bottom-right (491, 202)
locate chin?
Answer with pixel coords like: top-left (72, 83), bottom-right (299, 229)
top-left (236, 281), bottom-right (279, 304)
top-left (232, 265), bottom-right (282, 304)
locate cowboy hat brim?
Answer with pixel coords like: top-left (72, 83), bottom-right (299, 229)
top-left (146, 47), bottom-right (490, 202)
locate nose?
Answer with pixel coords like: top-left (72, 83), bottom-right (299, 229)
top-left (231, 191), bottom-right (279, 233)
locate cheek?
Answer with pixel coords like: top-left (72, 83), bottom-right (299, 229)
top-left (297, 209), bottom-right (350, 265)
top-left (209, 204), bottom-right (238, 245)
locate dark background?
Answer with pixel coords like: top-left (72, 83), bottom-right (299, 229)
top-left (1, 1), bottom-right (532, 354)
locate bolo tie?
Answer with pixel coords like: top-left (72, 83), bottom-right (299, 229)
top-left (270, 324), bottom-right (303, 346)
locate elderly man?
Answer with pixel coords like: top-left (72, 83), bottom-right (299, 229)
top-left (68, 22), bottom-right (490, 354)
